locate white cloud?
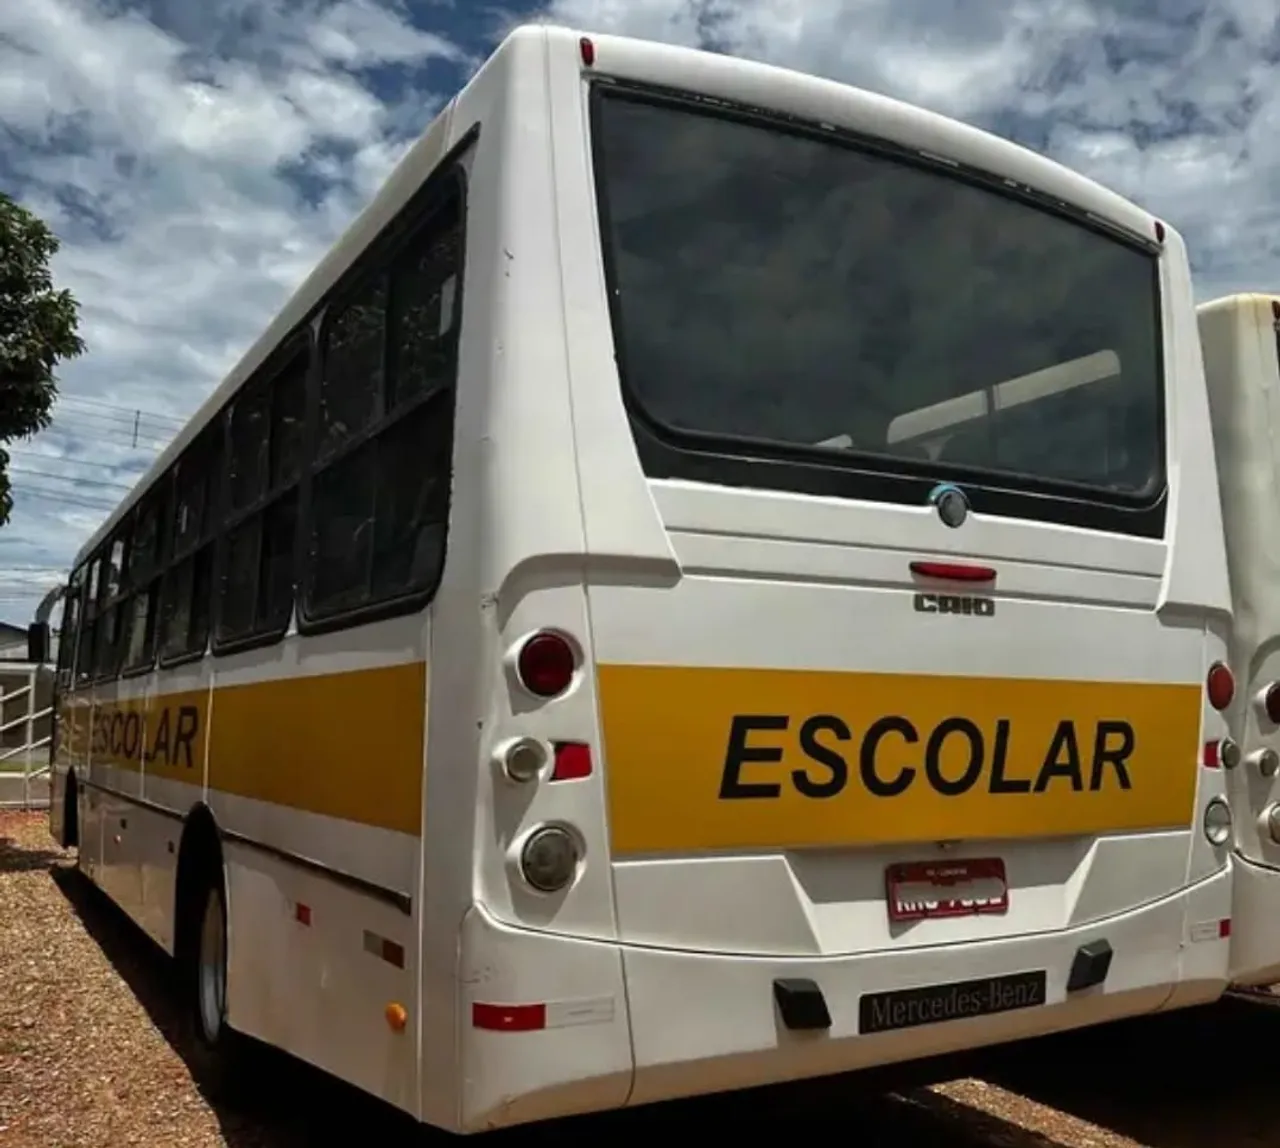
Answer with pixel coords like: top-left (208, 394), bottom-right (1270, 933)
top-left (547, 0), bottom-right (1280, 298)
top-left (0, 0), bottom-right (466, 622)
top-left (3, 0), bottom-right (1279, 623)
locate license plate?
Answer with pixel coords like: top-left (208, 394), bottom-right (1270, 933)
top-left (886, 857), bottom-right (1008, 923)
top-left (859, 970), bottom-right (1047, 1035)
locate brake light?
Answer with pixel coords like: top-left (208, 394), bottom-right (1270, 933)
top-left (1262, 682), bottom-right (1280, 725)
top-left (1206, 662), bottom-right (1235, 711)
top-left (516, 632), bottom-right (576, 698)
top-left (909, 560), bottom-right (996, 583)
top-left (551, 742), bottom-right (593, 781)
top-left (579, 36), bottom-right (595, 66)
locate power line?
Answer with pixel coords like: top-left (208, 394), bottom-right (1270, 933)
top-left (9, 485), bottom-right (117, 514)
top-left (9, 466), bottom-right (134, 493)
top-left (57, 394), bottom-right (186, 429)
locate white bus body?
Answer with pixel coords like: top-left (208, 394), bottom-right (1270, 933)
top-left (46, 25), bottom-right (1236, 1133)
top-left (1196, 293), bottom-right (1280, 987)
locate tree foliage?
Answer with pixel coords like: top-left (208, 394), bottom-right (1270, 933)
top-left (0, 193), bottom-right (86, 524)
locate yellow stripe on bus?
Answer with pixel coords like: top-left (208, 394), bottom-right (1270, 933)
top-left (597, 664), bottom-right (1203, 856)
top-left (61, 662), bottom-right (427, 836)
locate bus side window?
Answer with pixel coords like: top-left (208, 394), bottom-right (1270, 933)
top-left (160, 426), bottom-right (222, 662)
top-left (215, 347), bottom-right (307, 647)
top-left (304, 182), bottom-right (463, 624)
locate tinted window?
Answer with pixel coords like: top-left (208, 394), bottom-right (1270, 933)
top-left (592, 91), bottom-right (1163, 514)
top-left (305, 189), bottom-right (461, 621)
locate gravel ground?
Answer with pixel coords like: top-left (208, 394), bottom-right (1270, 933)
top-left (2, 807), bottom-right (1278, 1148)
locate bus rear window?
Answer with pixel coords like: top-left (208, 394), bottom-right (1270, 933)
top-left (590, 87), bottom-right (1164, 533)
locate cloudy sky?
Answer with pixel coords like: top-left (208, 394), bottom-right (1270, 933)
top-left (0, 0), bottom-right (1270, 625)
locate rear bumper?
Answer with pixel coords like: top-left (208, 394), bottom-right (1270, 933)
top-left (455, 867), bottom-right (1231, 1133)
top-left (1229, 852), bottom-right (1280, 986)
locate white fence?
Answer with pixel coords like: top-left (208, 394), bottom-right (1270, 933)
top-left (0, 663), bottom-right (53, 811)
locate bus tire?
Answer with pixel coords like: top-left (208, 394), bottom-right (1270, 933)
top-left (62, 771), bottom-right (79, 851)
top-left (176, 820), bottom-right (242, 1088)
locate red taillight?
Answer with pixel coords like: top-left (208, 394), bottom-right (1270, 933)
top-left (909, 560), bottom-right (996, 583)
top-left (551, 742), bottom-right (593, 781)
top-left (579, 36), bottom-right (595, 66)
top-left (1206, 662), bottom-right (1235, 711)
top-left (516, 632), bottom-right (576, 698)
top-left (1264, 683), bottom-right (1280, 724)
top-left (1203, 741), bottom-right (1220, 769)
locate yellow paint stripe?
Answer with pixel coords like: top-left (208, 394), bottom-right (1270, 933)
top-left (598, 664), bottom-right (1203, 855)
top-left (59, 662), bottom-right (426, 835)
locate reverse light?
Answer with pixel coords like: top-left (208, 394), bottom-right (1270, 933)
top-left (1206, 662), bottom-right (1235, 711)
top-left (1208, 737), bottom-right (1242, 770)
top-left (1203, 798), bottom-right (1232, 847)
top-left (519, 824), bottom-right (581, 893)
top-left (516, 631), bottom-right (576, 699)
top-left (1266, 803), bottom-right (1280, 845)
top-left (496, 736), bottom-right (548, 784)
top-left (1249, 747), bottom-right (1280, 777)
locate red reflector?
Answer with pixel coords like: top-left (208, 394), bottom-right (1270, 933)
top-left (295, 903), bottom-right (311, 926)
top-left (517, 632), bottom-right (576, 698)
top-left (551, 741), bottom-right (593, 781)
top-left (472, 1002), bottom-right (547, 1032)
top-left (382, 939), bottom-right (405, 969)
top-left (1206, 662), bottom-right (1235, 711)
top-left (909, 560), bottom-right (996, 583)
top-left (1203, 741), bottom-right (1220, 769)
top-left (1220, 918), bottom-right (1232, 938)
top-left (1264, 683), bottom-right (1280, 724)
top-left (579, 36), bottom-right (595, 66)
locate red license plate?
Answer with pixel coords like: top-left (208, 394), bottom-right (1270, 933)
top-left (886, 858), bottom-right (1009, 923)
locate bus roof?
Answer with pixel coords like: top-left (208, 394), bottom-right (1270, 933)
top-left (72, 23), bottom-right (1170, 567)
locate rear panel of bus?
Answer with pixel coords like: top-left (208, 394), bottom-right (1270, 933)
top-left (1197, 293), bottom-right (1280, 985)
top-left (451, 27), bottom-right (1234, 1129)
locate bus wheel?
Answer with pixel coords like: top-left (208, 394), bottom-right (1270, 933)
top-left (62, 772), bottom-right (79, 851)
top-left (195, 878), bottom-right (229, 1048)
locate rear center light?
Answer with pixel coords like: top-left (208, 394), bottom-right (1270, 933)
top-left (516, 631), bottom-right (576, 699)
top-left (909, 560), bottom-right (996, 583)
top-left (1206, 662), bottom-right (1235, 712)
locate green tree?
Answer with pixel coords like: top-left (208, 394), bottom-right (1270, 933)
top-left (0, 193), bottom-right (85, 524)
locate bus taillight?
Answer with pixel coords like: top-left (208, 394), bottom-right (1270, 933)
top-left (551, 742), bottom-right (592, 781)
top-left (516, 631), bottom-right (576, 698)
top-left (1260, 682), bottom-right (1280, 725)
top-left (1206, 662), bottom-right (1235, 711)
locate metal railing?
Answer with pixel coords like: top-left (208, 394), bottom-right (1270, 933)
top-left (0, 668), bottom-right (53, 811)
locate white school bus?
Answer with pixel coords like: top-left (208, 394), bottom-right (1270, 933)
top-left (40, 24), bottom-right (1239, 1133)
top-left (1196, 293), bottom-right (1280, 987)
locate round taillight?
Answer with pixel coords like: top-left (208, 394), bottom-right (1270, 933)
top-left (516, 632), bottom-right (575, 698)
top-left (1206, 662), bottom-right (1235, 712)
